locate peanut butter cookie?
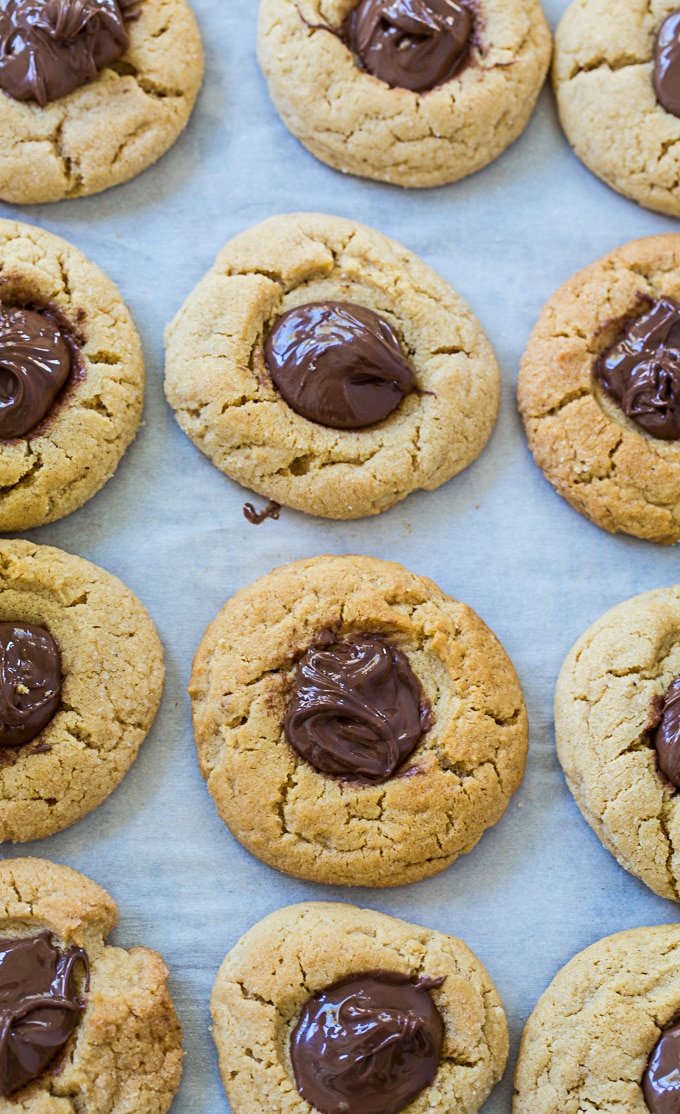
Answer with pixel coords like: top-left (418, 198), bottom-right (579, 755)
top-left (0, 0), bottom-right (203, 204)
top-left (0, 857), bottom-right (182, 1110)
top-left (190, 554), bottom-right (528, 887)
top-left (555, 584), bottom-right (680, 902)
top-left (514, 924), bottom-right (680, 1114)
top-left (0, 538), bottom-right (164, 843)
top-left (164, 212), bottom-right (501, 520)
top-left (0, 220), bottom-right (146, 531)
top-left (554, 0), bottom-right (680, 217)
top-left (519, 234), bottom-right (680, 544)
top-left (212, 902), bottom-right (508, 1114)
top-left (256, 0), bottom-right (551, 187)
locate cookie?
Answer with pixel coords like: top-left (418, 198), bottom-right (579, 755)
top-left (190, 553), bottom-right (528, 887)
top-left (514, 924), bottom-right (680, 1114)
top-left (0, 220), bottom-right (146, 531)
top-left (256, 0), bottom-right (551, 188)
top-left (0, 857), bottom-right (182, 1110)
top-left (0, 0), bottom-right (203, 204)
top-left (211, 902), bottom-right (508, 1114)
top-left (164, 212), bottom-right (501, 520)
top-left (518, 233), bottom-right (680, 544)
top-left (0, 538), bottom-right (164, 843)
top-left (553, 584), bottom-right (680, 902)
top-left (553, 0), bottom-right (680, 217)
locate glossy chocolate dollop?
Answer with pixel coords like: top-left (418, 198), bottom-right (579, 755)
top-left (0, 623), bottom-right (61, 749)
top-left (343, 0), bottom-right (472, 93)
top-left (264, 301), bottom-right (417, 430)
top-left (655, 10), bottom-right (680, 118)
top-left (654, 678), bottom-right (680, 787)
top-left (0, 931), bottom-right (88, 1096)
top-left (0, 305), bottom-right (74, 439)
top-left (595, 298), bottom-right (680, 440)
top-left (0, 0), bottom-right (135, 106)
top-left (643, 1019), bottom-right (680, 1114)
top-left (284, 631), bottom-right (431, 783)
top-left (290, 969), bottom-right (445, 1114)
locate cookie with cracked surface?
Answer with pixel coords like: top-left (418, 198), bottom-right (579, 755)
top-left (0, 220), bottom-right (145, 531)
top-left (212, 902), bottom-right (508, 1114)
top-left (0, 0), bottom-right (203, 204)
top-left (256, 0), bottom-right (551, 188)
top-left (513, 923), bottom-right (680, 1114)
top-left (553, 584), bottom-right (680, 902)
top-left (553, 0), bottom-right (680, 217)
top-left (0, 538), bottom-right (164, 843)
top-left (518, 233), bottom-right (680, 544)
top-left (0, 857), bottom-right (182, 1110)
top-left (190, 553), bottom-right (528, 887)
top-left (164, 212), bottom-right (501, 520)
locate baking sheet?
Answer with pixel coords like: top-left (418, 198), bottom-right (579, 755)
top-left (2, 0), bottom-right (679, 1108)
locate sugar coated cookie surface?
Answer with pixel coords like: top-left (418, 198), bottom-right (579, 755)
top-left (554, 0), bottom-right (680, 216)
top-left (212, 902), bottom-right (508, 1114)
top-left (555, 584), bottom-right (680, 902)
top-left (256, 0), bottom-right (551, 187)
top-left (0, 220), bottom-right (146, 530)
top-left (519, 234), bottom-right (680, 544)
top-left (0, 539), bottom-right (164, 843)
top-left (0, 857), bottom-right (182, 1111)
top-left (190, 554), bottom-right (528, 887)
top-left (165, 212), bottom-right (501, 520)
top-left (514, 924), bottom-right (680, 1113)
top-left (0, 0), bottom-right (204, 204)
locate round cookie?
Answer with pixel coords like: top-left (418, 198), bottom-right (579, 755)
top-left (164, 212), bottom-right (501, 520)
top-left (256, 0), bottom-right (551, 188)
top-left (0, 220), bottom-right (145, 531)
top-left (518, 233), bottom-right (680, 544)
top-left (553, 0), bottom-right (680, 217)
top-left (554, 584), bottom-right (680, 902)
top-left (514, 924), bottom-right (680, 1113)
top-left (212, 902), bottom-right (508, 1114)
top-left (0, 857), bottom-right (182, 1110)
top-left (0, 538), bottom-right (164, 843)
top-left (190, 554), bottom-right (528, 887)
top-left (0, 0), bottom-right (203, 204)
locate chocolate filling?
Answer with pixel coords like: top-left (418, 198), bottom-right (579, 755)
top-left (0, 0), bottom-right (138, 106)
top-left (290, 969), bottom-right (445, 1114)
top-left (284, 631), bottom-right (432, 783)
top-left (594, 298), bottom-right (680, 440)
top-left (0, 623), bottom-right (61, 749)
top-left (643, 1019), bottom-right (680, 1114)
top-left (264, 301), bottom-right (417, 430)
top-left (655, 10), bottom-right (680, 118)
top-left (0, 931), bottom-right (89, 1096)
top-left (342, 0), bottom-right (472, 92)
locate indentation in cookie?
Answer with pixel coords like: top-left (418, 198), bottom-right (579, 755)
top-left (0, 0), bottom-right (139, 106)
top-left (290, 969), bottom-right (445, 1114)
top-left (0, 623), bottom-right (61, 749)
top-left (264, 301), bottom-right (417, 429)
top-left (284, 629), bottom-right (432, 783)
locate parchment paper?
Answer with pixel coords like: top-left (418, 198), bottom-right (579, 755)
top-left (2, 1), bottom-right (679, 1109)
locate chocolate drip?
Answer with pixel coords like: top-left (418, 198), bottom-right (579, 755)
top-left (0, 624), bottom-right (61, 749)
top-left (242, 499), bottom-right (281, 525)
top-left (643, 1019), bottom-right (680, 1114)
top-left (264, 301), bottom-right (416, 430)
top-left (654, 678), bottom-right (680, 787)
top-left (0, 0), bottom-right (137, 106)
top-left (0, 931), bottom-right (89, 1096)
top-left (284, 631), bottom-right (431, 783)
top-left (343, 0), bottom-right (472, 92)
top-left (595, 298), bottom-right (680, 440)
top-left (655, 10), bottom-right (680, 118)
top-left (290, 969), bottom-right (445, 1114)
top-left (0, 305), bottom-right (75, 439)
